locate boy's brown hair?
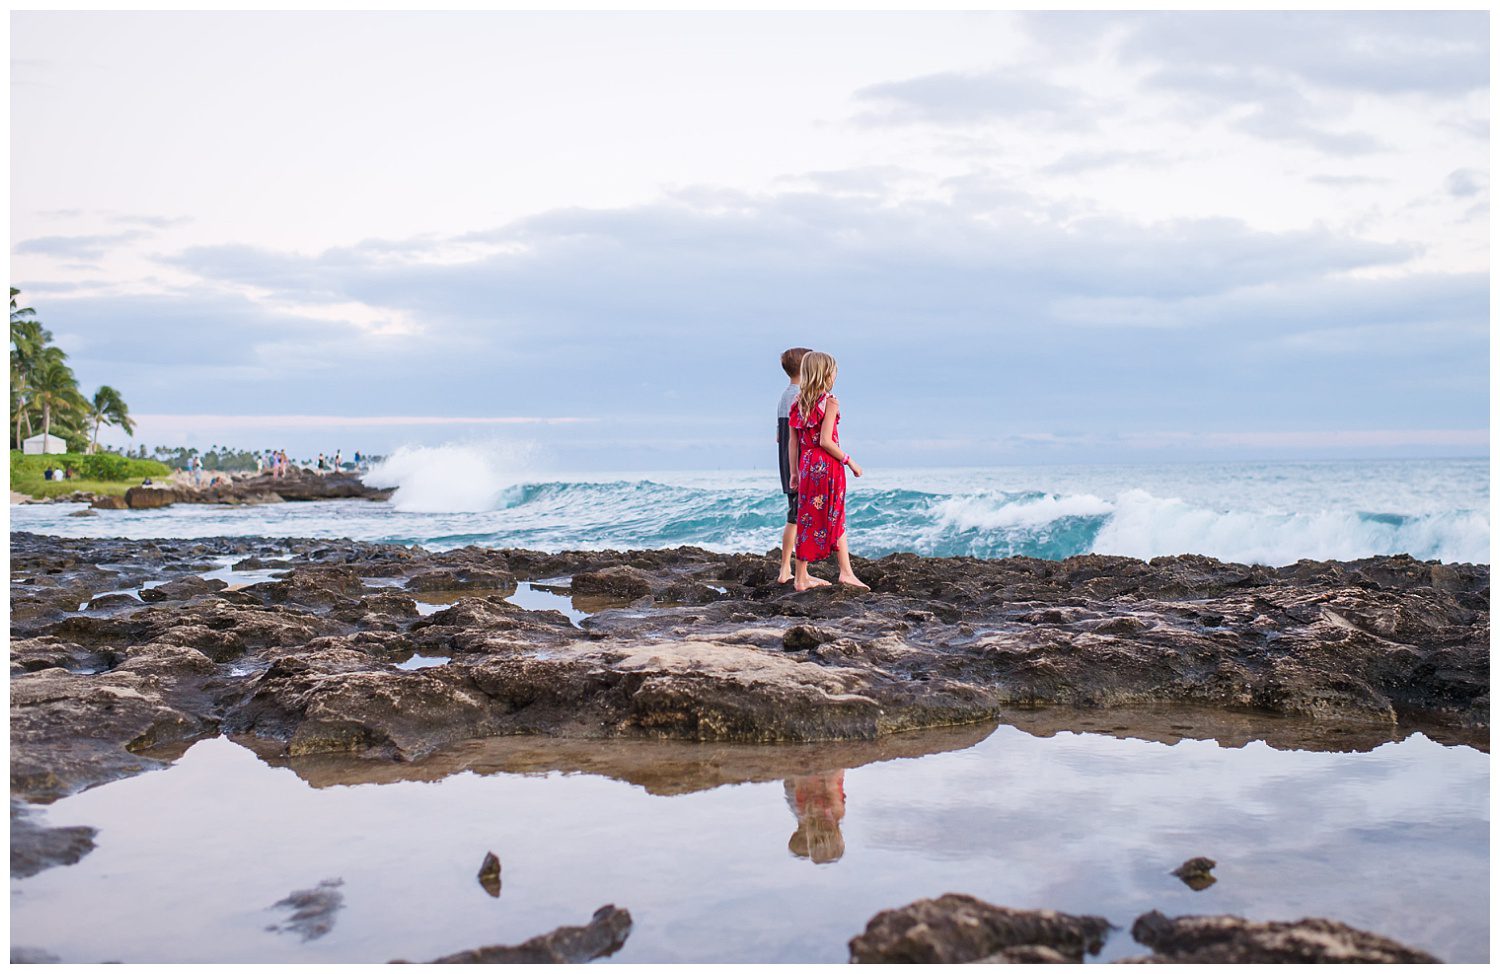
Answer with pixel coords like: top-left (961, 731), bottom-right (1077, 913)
top-left (781, 347), bottom-right (812, 380)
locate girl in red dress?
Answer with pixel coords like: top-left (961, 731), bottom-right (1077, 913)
top-left (789, 351), bottom-right (868, 591)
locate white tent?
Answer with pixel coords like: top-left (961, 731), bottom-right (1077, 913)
top-left (22, 433), bottom-right (67, 455)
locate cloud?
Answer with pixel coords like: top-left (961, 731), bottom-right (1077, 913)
top-left (1445, 168), bottom-right (1487, 198)
top-left (14, 230), bottom-right (150, 260)
top-left (852, 69), bottom-right (1097, 128)
top-left (1040, 149), bottom-right (1173, 176)
top-left (109, 213), bottom-right (192, 229)
top-left (1110, 11), bottom-right (1488, 97)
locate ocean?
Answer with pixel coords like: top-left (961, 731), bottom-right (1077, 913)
top-left (10, 449), bottom-right (1489, 566)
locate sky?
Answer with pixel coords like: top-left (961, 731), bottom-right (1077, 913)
top-left (10, 11), bottom-right (1490, 469)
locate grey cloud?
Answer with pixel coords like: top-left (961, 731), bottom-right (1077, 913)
top-left (1041, 149), bottom-right (1172, 176)
top-left (109, 213), bottom-right (192, 229)
top-left (1308, 174), bottom-right (1386, 188)
top-left (30, 187), bottom-right (1478, 461)
top-left (14, 230), bottom-right (150, 260)
top-left (1234, 108), bottom-right (1385, 156)
top-left (852, 69), bottom-right (1097, 128)
top-left (1112, 12), bottom-right (1487, 96)
top-left (1445, 169), bottom-right (1487, 198)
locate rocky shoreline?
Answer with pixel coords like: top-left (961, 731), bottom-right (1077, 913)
top-left (9, 532), bottom-right (1487, 962)
top-left (14, 468), bottom-right (393, 510)
top-left (11, 532), bottom-right (1487, 804)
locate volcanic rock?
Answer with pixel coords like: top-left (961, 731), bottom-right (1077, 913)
top-left (848, 894), bottom-right (1112, 963)
top-left (422, 904), bottom-right (632, 963)
top-left (1126, 910), bottom-right (1440, 963)
top-left (123, 487), bottom-right (177, 509)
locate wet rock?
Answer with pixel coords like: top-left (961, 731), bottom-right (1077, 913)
top-left (477, 851), bottom-right (502, 897)
top-left (407, 568), bottom-right (516, 593)
top-left (572, 566), bottom-right (653, 599)
top-left (848, 894), bottom-right (1112, 963)
top-left (89, 495), bottom-right (127, 510)
top-left (66, 509), bottom-right (97, 518)
top-left (11, 802), bottom-right (97, 877)
top-left (782, 624), bottom-right (835, 651)
top-left (423, 904), bottom-right (632, 963)
top-left (1126, 910), bottom-right (1440, 963)
top-left (138, 575), bottom-right (227, 604)
top-left (1171, 856), bottom-right (1217, 891)
top-left (123, 486), bottom-right (177, 509)
top-left (266, 878), bottom-right (344, 941)
top-left (86, 593), bottom-right (144, 611)
top-left (11, 665), bottom-right (218, 802)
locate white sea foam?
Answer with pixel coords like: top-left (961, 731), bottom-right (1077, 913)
top-left (930, 491), bottom-right (1114, 530)
top-left (364, 441), bottom-right (537, 513)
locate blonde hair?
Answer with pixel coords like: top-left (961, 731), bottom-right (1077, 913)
top-left (796, 351), bottom-right (837, 422)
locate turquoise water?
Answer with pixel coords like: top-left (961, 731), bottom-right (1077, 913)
top-left (10, 456), bottom-right (1489, 566)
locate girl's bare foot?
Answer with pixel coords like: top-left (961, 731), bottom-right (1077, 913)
top-left (777, 571), bottom-right (794, 584)
top-left (838, 574), bottom-right (870, 590)
top-left (795, 575), bottom-right (832, 591)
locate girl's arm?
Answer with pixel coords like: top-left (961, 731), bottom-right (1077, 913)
top-left (818, 398), bottom-right (847, 462)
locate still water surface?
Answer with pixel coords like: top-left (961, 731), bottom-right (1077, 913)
top-left (10, 722), bottom-right (1487, 963)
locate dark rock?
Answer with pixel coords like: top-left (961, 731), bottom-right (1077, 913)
top-left (123, 487), bottom-right (177, 509)
top-left (266, 878), bottom-right (344, 941)
top-left (782, 624), bottom-right (835, 651)
top-left (1126, 910), bottom-right (1441, 963)
top-left (11, 801), bottom-right (97, 877)
top-left (1171, 856), bottom-right (1217, 890)
top-left (138, 576), bottom-right (228, 603)
top-left (85, 593), bottom-right (144, 611)
top-left (572, 566), bottom-right (653, 599)
top-left (477, 851), bottom-right (502, 897)
top-left (406, 568), bottom-right (517, 594)
top-left (423, 904), bottom-right (632, 963)
top-left (848, 894), bottom-right (1112, 963)
top-left (66, 509), bottom-right (97, 518)
top-left (89, 495), bottom-right (127, 510)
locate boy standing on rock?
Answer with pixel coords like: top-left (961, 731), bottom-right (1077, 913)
top-left (777, 347), bottom-right (811, 584)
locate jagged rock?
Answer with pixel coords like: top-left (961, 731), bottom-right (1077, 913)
top-left (1171, 856), bottom-right (1217, 891)
top-left (138, 576), bottom-right (227, 603)
top-left (7, 533), bottom-right (1489, 802)
top-left (848, 894), bottom-right (1112, 963)
top-left (89, 495), bottom-right (128, 510)
top-left (420, 904), bottom-right (632, 963)
top-left (66, 509), bottom-right (97, 518)
top-left (477, 851), bottom-right (502, 897)
top-left (1125, 910), bottom-right (1441, 963)
top-left (572, 566), bottom-right (653, 599)
top-left (407, 568), bottom-right (517, 593)
top-left (266, 878), bottom-right (344, 941)
top-left (123, 487), bottom-right (177, 509)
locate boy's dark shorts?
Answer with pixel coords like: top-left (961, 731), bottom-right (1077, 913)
top-left (785, 491), bottom-right (798, 524)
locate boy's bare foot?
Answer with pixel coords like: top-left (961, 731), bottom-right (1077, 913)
top-left (838, 574), bottom-right (870, 590)
top-left (794, 575), bottom-right (832, 591)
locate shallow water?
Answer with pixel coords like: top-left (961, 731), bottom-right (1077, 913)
top-left (10, 722), bottom-right (1487, 963)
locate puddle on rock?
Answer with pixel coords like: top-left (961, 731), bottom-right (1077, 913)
top-left (395, 654), bottom-right (451, 671)
top-left (9, 719), bottom-right (1487, 964)
top-left (409, 580), bottom-right (633, 628)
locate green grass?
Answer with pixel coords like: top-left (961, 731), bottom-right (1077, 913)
top-left (10, 450), bottom-right (172, 499)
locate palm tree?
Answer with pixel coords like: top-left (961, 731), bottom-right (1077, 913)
top-left (87, 385), bottom-right (134, 453)
top-left (29, 348), bottom-right (85, 443)
top-left (10, 288), bottom-right (53, 448)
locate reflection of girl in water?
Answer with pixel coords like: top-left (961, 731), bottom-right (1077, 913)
top-left (784, 771), bottom-right (846, 864)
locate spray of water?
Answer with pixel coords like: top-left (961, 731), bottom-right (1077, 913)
top-left (364, 441), bottom-right (539, 513)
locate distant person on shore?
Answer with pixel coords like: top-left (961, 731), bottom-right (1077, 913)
top-left (334, 449), bottom-right (342, 473)
top-left (316, 452), bottom-right (327, 474)
top-left (776, 347), bottom-right (811, 584)
top-left (190, 455), bottom-right (203, 487)
top-left (789, 351), bottom-right (867, 591)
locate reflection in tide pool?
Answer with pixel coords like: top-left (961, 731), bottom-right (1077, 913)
top-left (9, 723), bottom-right (1487, 963)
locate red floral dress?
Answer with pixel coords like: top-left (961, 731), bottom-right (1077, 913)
top-left (789, 393), bottom-right (845, 563)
